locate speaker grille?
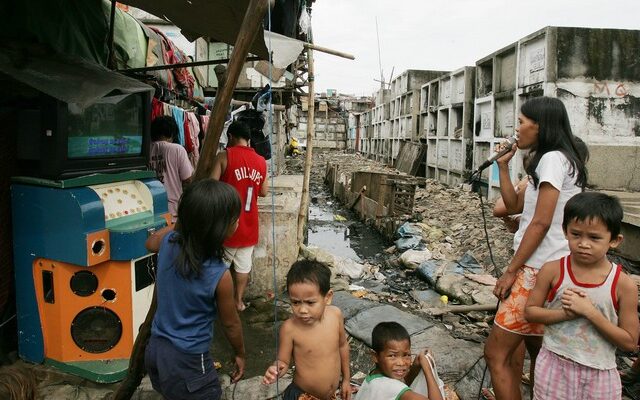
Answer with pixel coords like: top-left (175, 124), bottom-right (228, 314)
top-left (71, 307), bottom-right (122, 353)
top-left (70, 271), bottom-right (98, 297)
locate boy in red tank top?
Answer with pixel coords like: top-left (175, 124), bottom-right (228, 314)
top-left (525, 192), bottom-right (638, 399)
top-left (212, 121), bottom-right (268, 311)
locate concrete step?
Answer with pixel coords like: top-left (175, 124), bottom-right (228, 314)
top-left (599, 190), bottom-right (640, 228)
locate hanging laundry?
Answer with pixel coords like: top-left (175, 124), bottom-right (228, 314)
top-left (201, 115), bottom-right (210, 136)
top-left (151, 97), bottom-right (164, 120)
top-left (150, 27), bottom-right (195, 98)
top-left (183, 114), bottom-right (194, 153)
top-left (186, 112), bottom-right (201, 169)
top-left (171, 106), bottom-right (185, 146)
top-left (162, 102), bottom-right (172, 117)
top-left (139, 24), bottom-right (174, 90)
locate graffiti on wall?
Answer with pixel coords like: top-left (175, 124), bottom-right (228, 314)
top-left (591, 81), bottom-right (628, 97)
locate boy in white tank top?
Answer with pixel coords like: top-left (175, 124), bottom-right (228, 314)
top-left (525, 192), bottom-right (639, 399)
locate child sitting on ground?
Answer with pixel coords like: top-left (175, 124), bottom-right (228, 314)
top-left (525, 191), bottom-right (639, 399)
top-left (263, 260), bottom-right (351, 399)
top-left (355, 322), bottom-right (444, 400)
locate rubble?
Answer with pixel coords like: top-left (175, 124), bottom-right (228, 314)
top-left (399, 249), bottom-right (433, 270)
top-left (301, 244), bottom-right (368, 279)
top-left (413, 181), bottom-right (514, 272)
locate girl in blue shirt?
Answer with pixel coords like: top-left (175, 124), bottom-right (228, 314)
top-left (145, 179), bottom-right (244, 400)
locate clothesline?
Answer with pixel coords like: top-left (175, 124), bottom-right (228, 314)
top-left (151, 97), bottom-right (209, 170)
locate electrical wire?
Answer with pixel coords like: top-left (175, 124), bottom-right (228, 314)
top-left (477, 185), bottom-right (498, 273)
top-left (266, 2), bottom-right (282, 399)
top-left (0, 314), bottom-right (16, 329)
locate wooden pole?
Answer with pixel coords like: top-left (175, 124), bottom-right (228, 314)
top-left (113, 1), bottom-right (269, 399)
top-left (193, 0), bottom-right (270, 181)
top-left (297, 47), bottom-right (315, 246)
top-left (302, 42), bottom-right (354, 60)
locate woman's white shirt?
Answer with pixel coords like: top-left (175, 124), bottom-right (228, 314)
top-left (512, 151), bottom-right (581, 269)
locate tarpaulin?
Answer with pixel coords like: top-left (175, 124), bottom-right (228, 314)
top-left (120, 0), bottom-right (305, 68)
top-left (0, 48), bottom-right (153, 108)
top-left (1, 0), bottom-right (149, 70)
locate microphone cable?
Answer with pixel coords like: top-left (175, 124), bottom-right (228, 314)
top-left (468, 174), bottom-right (502, 400)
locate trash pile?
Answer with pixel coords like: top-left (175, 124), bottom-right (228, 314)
top-left (413, 180), bottom-right (514, 271)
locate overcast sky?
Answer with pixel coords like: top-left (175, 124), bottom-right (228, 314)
top-left (310, 0), bottom-right (640, 97)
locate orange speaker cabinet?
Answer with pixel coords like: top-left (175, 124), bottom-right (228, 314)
top-left (32, 257), bottom-right (153, 362)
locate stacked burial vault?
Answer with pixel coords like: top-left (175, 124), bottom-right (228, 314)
top-left (357, 26), bottom-right (640, 199)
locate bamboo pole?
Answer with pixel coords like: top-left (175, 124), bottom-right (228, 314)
top-left (302, 42), bottom-right (354, 60)
top-left (113, 2), bottom-right (268, 398)
top-left (297, 47), bottom-right (315, 246)
top-left (194, 0), bottom-right (270, 181)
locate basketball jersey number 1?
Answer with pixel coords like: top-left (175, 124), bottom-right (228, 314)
top-left (245, 187), bottom-right (253, 212)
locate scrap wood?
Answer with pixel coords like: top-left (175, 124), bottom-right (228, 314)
top-left (464, 273), bottom-right (497, 286)
top-left (422, 303), bottom-right (497, 316)
top-left (349, 186), bottom-right (367, 210)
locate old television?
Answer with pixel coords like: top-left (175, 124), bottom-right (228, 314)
top-left (16, 90), bottom-right (151, 180)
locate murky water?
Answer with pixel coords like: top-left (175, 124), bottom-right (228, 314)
top-left (307, 188), bottom-right (387, 263)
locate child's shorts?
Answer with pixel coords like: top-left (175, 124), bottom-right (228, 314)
top-left (145, 335), bottom-right (222, 400)
top-left (534, 346), bottom-right (621, 399)
top-left (282, 382), bottom-right (337, 400)
top-left (223, 246), bottom-right (254, 273)
top-left (494, 266), bottom-right (544, 336)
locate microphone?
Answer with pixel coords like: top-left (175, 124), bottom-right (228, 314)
top-left (474, 135), bottom-right (518, 173)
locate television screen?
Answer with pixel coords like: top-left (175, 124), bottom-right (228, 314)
top-left (67, 94), bottom-right (144, 159)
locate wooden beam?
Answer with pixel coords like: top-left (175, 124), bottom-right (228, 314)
top-left (194, 0), bottom-right (270, 181)
top-left (303, 42), bottom-right (355, 60)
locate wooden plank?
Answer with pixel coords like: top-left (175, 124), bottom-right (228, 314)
top-left (394, 141), bottom-right (426, 176)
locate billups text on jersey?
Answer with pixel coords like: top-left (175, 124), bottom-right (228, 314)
top-left (233, 166), bottom-right (264, 184)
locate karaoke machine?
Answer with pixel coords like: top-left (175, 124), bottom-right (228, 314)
top-left (11, 171), bottom-right (169, 382)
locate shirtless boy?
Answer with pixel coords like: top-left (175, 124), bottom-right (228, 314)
top-left (263, 260), bottom-right (351, 400)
